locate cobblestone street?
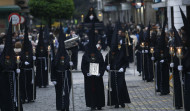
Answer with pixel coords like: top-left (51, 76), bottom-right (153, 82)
top-left (23, 51), bottom-right (182, 111)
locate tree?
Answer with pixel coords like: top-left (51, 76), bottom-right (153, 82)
top-left (29, 0), bottom-right (74, 28)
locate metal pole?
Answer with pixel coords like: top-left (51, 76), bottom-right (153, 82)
top-left (142, 48), bottom-right (145, 81)
top-left (152, 53), bottom-right (156, 95)
top-left (108, 48), bottom-right (112, 106)
top-left (133, 40), bottom-right (136, 76)
top-left (179, 59), bottom-right (185, 111)
top-left (17, 62), bottom-right (20, 111)
top-left (171, 55), bottom-right (175, 107)
top-left (68, 51), bottom-right (75, 111)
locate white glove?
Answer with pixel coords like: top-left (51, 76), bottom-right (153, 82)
top-left (16, 69), bottom-right (20, 73)
top-left (120, 40), bottom-right (122, 44)
top-left (52, 81), bottom-right (57, 85)
top-left (96, 73), bottom-right (100, 77)
top-left (69, 61), bottom-right (73, 66)
top-left (33, 56), bottom-right (36, 60)
top-left (145, 50), bottom-right (148, 53)
top-left (118, 68), bottom-right (124, 72)
top-left (142, 50), bottom-right (144, 53)
top-left (151, 57), bottom-right (155, 61)
top-left (25, 61), bottom-right (30, 65)
top-left (87, 73), bottom-right (92, 77)
top-left (160, 60), bottom-right (164, 63)
top-left (170, 63), bottom-right (174, 68)
top-left (178, 65), bottom-right (183, 71)
top-left (45, 67), bottom-right (47, 70)
top-left (107, 65), bottom-right (110, 70)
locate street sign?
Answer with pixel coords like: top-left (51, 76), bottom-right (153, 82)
top-left (8, 13), bottom-right (21, 25)
top-left (20, 16), bottom-right (25, 24)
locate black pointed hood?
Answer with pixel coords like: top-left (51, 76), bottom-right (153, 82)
top-left (180, 7), bottom-right (190, 44)
top-left (87, 23), bottom-right (98, 54)
top-left (20, 22), bottom-right (33, 63)
top-left (159, 20), bottom-right (167, 51)
top-left (36, 25), bottom-right (47, 57)
top-left (111, 22), bottom-right (121, 52)
top-left (54, 24), bottom-right (69, 66)
top-left (145, 22), bottom-right (151, 47)
top-left (44, 26), bottom-right (50, 47)
top-left (173, 26), bottom-right (182, 47)
top-left (0, 19), bottom-right (16, 70)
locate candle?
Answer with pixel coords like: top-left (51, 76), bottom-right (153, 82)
top-left (53, 40), bottom-right (55, 44)
top-left (150, 47), bottom-right (154, 54)
top-left (33, 47), bottom-right (35, 53)
top-left (169, 47), bottom-right (174, 55)
top-left (16, 56), bottom-right (20, 64)
top-left (176, 47), bottom-right (183, 59)
top-left (141, 42), bottom-right (145, 48)
top-left (17, 56), bottom-right (20, 61)
top-left (48, 46), bottom-right (51, 51)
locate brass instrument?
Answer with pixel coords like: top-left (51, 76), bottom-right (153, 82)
top-left (64, 36), bottom-right (79, 49)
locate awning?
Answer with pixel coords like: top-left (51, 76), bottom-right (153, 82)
top-left (0, 5), bottom-right (21, 12)
top-left (152, 2), bottom-right (166, 8)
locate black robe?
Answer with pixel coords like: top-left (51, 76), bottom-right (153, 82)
top-left (172, 56), bottom-right (182, 109)
top-left (182, 48), bottom-right (190, 111)
top-left (0, 69), bottom-right (23, 111)
top-left (144, 47), bottom-right (154, 82)
top-left (51, 55), bottom-right (71, 110)
top-left (105, 45), bottom-right (131, 106)
top-left (36, 49), bottom-right (48, 87)
top-left (135, 44), bottom-right (142, 74)
top-left (81, 52), bottom-right (105, 108)
top-left (20, 58), bottom-right (36, 102)
top-left (159, 49), bottom-right (170, 95)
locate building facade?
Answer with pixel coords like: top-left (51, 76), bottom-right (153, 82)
top-left (0, 0), bottom-right (28, 33)
top-left (152, 0), bottom-right (190, 30)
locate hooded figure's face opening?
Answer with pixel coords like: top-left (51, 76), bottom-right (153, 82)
top-left (60, 56), bottom-right (65, 65)
top-left (160, 50), bottom-right (164, 57)
top-left (25, 52), bottom-right (29, 59)
top-left (40, 47), bottom-right (43, 52)
top-left (5, 56), bottom-right (10, 65)
top-left (90, 53), bottom-right (96, 62)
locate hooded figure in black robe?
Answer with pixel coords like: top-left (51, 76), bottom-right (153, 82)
top-left (84, 7), bottom-right (100, 23)
top-left (158, 20), bottom-right (170, 95)
top-left (35, 26), bottom-right (48, 88)
top-left (20, 24), bottom-right (36, 103)
top-left (105, 22), bottom-right (131, 108)
top-left (143, 23), bottom-right (154, 82)
top-left (0, 19), bottom-right (23, 111)
top-left (170, 26), bottom-right (183, 109)
top-left (180, 7), bottom-right (190, 111)
top-left (81, 23), bottom-right (105, 110)
top-left (136, 26), bottom-right (144, 75)
top-left (51, 25), bottom-right (72, 111)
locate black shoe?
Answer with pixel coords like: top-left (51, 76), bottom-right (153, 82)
top-left (115, 105), bottom-right (119, 108)
top-left (39, 86), bottom-right (42, 88)
top-left (97, 107), bottom-right (102, 110)
top-left (121, 104), bottom-right (125, 108)
top-left (138, 74), bottom-right (141, 76)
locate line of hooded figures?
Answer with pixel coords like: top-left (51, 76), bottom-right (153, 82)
top-left (0, 9), bottom-right (190, 111)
